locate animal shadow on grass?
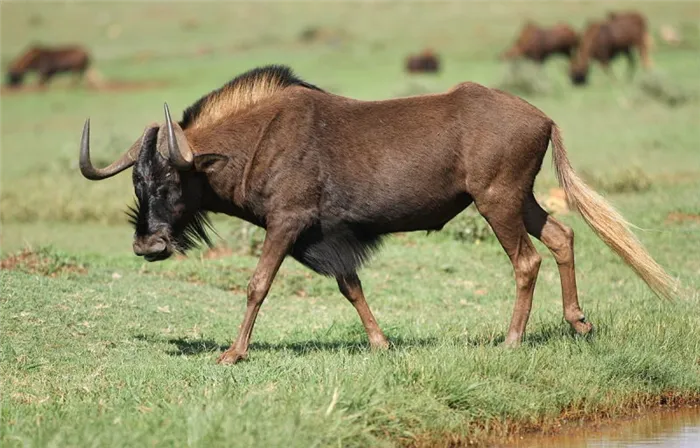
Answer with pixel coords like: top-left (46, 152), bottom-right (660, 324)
top-left (135, 323), bottom-right (593, 358)
top-left (132, 334), bottom-right (224, 355)
top-left (134, 334), bottom-right (438, 357)
top-left (250, 335), bottom-right (438, 355)
top-left (464, 321), bottom-right (596, 348)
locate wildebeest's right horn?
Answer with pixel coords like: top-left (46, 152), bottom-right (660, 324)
top-left (79, 119), bottom-right (154, 180)
top-left (163, 103), bottom-right (193, 169)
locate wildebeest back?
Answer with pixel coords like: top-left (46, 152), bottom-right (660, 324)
top-left (277, 85), bottom-right (548, 276)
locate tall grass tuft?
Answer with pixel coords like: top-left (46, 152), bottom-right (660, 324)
top-left (496, 60), bottom-right (551, 97)
top-left (638, 71), bottom-right (697, 107)
top-left (580, 167), bottom-right (653, 194)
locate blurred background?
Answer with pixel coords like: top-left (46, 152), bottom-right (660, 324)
top-left (2, 4), bottom-right (700, 447)
top-left (1, 1), bottom-right (698, 253)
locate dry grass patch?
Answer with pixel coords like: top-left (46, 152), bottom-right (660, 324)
top-left (1, 248), bottom-right (87, 277)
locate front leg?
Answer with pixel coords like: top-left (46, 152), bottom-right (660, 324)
top-left (38, 68), bottom-right (53, 88)
top-left (624, 49), bottom-right (636, 80)
top-left (71, 69), bottom-right (85, 88)
top-left (600, 60), bottom-right (616, 83)
top-left (217, 223), bottom-right (298, 365)
top-left (337, 273), bottom-right (389, 349)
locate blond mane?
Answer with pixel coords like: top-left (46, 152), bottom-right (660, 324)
top-left (180, 65), bottom-right (322, 131)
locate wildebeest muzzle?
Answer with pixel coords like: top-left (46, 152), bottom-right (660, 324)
top-left (570, 71), bottom-right (588, 86)
top-left (133, 230), bottom-right (173, 262)
top-left (6, 73), bottom-right (23, 87)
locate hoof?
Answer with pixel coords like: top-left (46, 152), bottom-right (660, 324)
top-left (502, 338), bottom-right (521, 348)
top-left (216, 349), bottom-right (248, 365)
top-left (571, 316), bottom-right (594, 336)
top-left (370, 338), bottom-right (390, 351)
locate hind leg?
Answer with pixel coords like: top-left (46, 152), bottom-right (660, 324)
top-left (71, 69), bottom-right (85, 87)
top-left (38, 71), bottom-right (53, 88)
top-left (337, 273), bottom-right (389, 349)
top-left (476, 196), bottom-right (542, 346)
top-left (600, 61), bottom-right (616, 83)
top-left (624, 49), bottom-right (636, 80)
top-left (523, 195), bottom-right (592, 335)
top-left (639, 37), bottom-right (652, 69)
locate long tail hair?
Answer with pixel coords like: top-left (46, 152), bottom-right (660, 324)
top-left (550, 124), bottom-right (677, 300)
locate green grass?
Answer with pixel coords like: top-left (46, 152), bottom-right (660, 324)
top-left (2, 2), bottom-right (700, 447)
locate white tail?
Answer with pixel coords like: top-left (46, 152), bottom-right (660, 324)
top-left (550, 124), bottom-right (677, 300)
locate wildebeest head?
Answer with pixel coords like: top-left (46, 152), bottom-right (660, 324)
top-left (569, 22), bottom-right (601, 86)
top-left (6, 71), bottom-right (24, 87)
top-left (569, 41), bottom-right (591, 85)
top-left (5, 47), bottom-right (41, 87)
top-left (79, 104), bottom-right (215, 261)
top-left (569, 63), bottom-right (589, 85)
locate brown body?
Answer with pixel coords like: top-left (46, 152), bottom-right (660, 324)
top-left (502, 22), bottom-right (579, 63)
top-left (405, 49), bottom-right (440, 73)
top-left (570, 11), bottom-right (653, 85)
top-left (6, 45), bottom-right (90, 87)
top-left (79, 66), bottom-right (676, 364)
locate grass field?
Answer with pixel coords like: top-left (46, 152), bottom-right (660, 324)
top-left (2, 2), bottom-right (700, 447)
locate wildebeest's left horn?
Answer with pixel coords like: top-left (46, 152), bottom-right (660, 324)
top-left (79, 119), bottom-right (152, 180)
top-left (163, 103), bottom-right (193, 169)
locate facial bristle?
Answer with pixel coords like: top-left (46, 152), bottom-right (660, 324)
top-left (174, 211), bottom-right (216, 253)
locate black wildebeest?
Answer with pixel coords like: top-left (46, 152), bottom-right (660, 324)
top-left (570, 11), bottom-right (653, 85)
top-left (405, 49), bottom-right (440, 73)
top-left (5, 45), bottom-right (90, 87)
top-left (501, 21), bottom-right (580, 64)
top-left (79, 65), bottom-right (676, 364)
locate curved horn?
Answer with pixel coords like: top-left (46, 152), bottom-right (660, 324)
top-left (164, 103), bottom-right (193, 169)
top-left (79, 119), bottom-right (147, 180)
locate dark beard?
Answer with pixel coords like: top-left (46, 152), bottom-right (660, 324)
top-left (127, 199), bottom-right (216, 254)
top-left (173, 210), bottom-right (216, 253)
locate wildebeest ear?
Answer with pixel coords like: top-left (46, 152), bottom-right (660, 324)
top-left (193, 153), bottom-right (230, 173)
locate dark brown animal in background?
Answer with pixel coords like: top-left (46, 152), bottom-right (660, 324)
top-left (405, 49), bottom-right (440, 73)
top-left (5, 45), bottom-right (90, 87)
top-left (502, 21), bottom-right (579, 64)
top-left (570, 11), bottom-right (653, 85)
top-left (78, 65), bottom-right (677, 365)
